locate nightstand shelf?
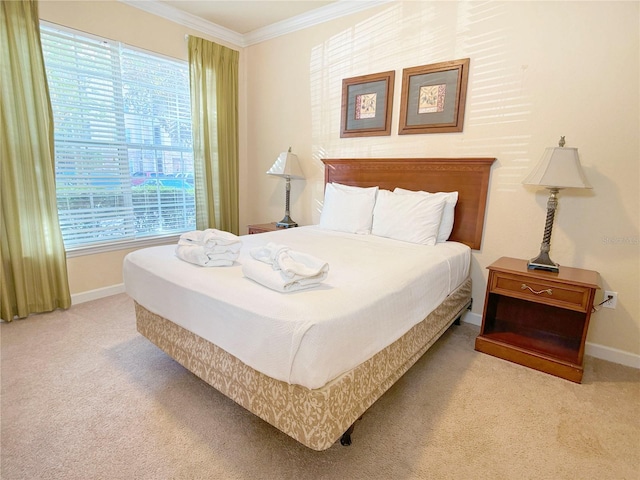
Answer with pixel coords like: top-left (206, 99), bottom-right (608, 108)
top-left (475, 257), bottom-right (599, 383)
top-left (479, 325), bottom-right (582, 365)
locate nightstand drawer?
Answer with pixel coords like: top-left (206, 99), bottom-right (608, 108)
top-left (490, 272), bottom-right (592, 313)
top-left (247, 223), bottom-right (279, 234)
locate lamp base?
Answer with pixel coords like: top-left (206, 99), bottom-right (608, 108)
top-left (275, 215), bottom-right (298, 228)
top-left (527, 251), bottom-right (559, 273)
top-left (527, 187), bottom-right (560, 273)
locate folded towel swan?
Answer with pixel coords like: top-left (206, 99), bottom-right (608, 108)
top-left (176, 229), bottom-right (242, 267)
top-left (178, 229), bottom-right (240, 247)
top-left (243, 242), bottom-right (329, 292)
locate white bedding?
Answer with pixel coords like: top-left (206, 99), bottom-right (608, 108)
top-left (123, 226), bottom-right (470, 390)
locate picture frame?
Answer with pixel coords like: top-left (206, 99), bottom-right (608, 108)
top-left (340, 71), bottom-right (395, 138)
top-left (398, 58), bottom-right (470, 135)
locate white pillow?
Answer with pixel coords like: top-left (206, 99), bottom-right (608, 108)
top-left (319, 183), bottom-right (378, 234)
top-left (371, 189), bottom-right (446, 245)
top-left (330, 182), bottom-right (377, 194)
top-left (394, 188), bottom-right (458, 242)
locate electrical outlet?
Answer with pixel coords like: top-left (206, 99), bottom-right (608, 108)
top-left (603, 291), bottom-right (618, 309)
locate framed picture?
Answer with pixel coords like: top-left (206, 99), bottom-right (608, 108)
top-left (340, 71), bottom-right (395, 138)
top-left (398, 58), bottom-right (470, 135)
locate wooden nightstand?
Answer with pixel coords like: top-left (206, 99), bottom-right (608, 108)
top-left (247, 223), bottom-right (281, 234)
top-left (475, 257), bottom-right (600, 383)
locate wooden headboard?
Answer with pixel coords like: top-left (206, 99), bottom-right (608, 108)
top-left (322, 158), bottom-right (495, 250)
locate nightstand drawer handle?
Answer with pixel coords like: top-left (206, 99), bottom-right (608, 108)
top-left (521, 284), bottom-right (553, 296)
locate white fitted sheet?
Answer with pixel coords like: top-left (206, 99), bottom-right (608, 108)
top-left (123, 226), bottom-right (470, 389)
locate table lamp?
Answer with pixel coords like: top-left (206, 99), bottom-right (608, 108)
top-left (522, 136), bottom-right (592, 272)
top-left (267, 147), bottom-right (305, 228)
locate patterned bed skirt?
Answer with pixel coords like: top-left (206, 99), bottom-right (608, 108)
top-left (135, 276), bottom-right (472, 451)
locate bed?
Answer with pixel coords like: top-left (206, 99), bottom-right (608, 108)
top-left (123, 157), bottom-right (495, 451)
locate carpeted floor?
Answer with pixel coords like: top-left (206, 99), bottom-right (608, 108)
top-left (1, 293), bottom-right (638, 480)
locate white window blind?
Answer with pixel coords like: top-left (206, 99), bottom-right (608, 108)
top-left (40, 24), bottom-right (195, 250)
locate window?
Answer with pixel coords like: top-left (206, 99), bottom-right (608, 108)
top-left (40, 23), bottom-right (195, 252)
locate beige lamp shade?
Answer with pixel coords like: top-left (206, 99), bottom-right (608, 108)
top-left (522, 137), bottom-right (592, 273)
top-left (267, 148), bottom-right (305, 179)
top-left (267, 147), bottom-right (304, 228)
top-left (523, 146), bottom-right (591, 189)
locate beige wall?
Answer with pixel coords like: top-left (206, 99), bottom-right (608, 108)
top-left (40, 1), bottom-right (639, 360)
top-left (245, 1), bottom-right (640, 358)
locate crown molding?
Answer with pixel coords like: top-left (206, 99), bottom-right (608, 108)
top-left (119, 0), bottom-right (393, 48)
top-left (244, 1), bottom-right (393, 46)
top-left (119, 0), bottom-right (244, 46)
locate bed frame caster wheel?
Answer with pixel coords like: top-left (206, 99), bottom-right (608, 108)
top-left (340, 433), bottom-right (352, 446)
top-left (340, 422), bottom-right (356, 446)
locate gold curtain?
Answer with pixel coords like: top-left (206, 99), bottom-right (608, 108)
top-left (188, 37), bottom-right (239, 234)
top-left (0, 0), bottom-right (71, 321)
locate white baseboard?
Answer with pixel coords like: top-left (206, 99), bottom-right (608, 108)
top-left (584, 343), bottom-right (640, 369)
top-left (461, 311), bottom-right (640, 370)
top-left (71, 283), bottom-right (125, 305)
top-left (462, 311), bottom-right (482, 327)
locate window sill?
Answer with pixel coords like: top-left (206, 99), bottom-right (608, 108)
top-left (65, 234), bottom-right (180, 258)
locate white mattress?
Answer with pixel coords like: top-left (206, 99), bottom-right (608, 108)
top-left (123, 226), bottom-right (470, 390)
